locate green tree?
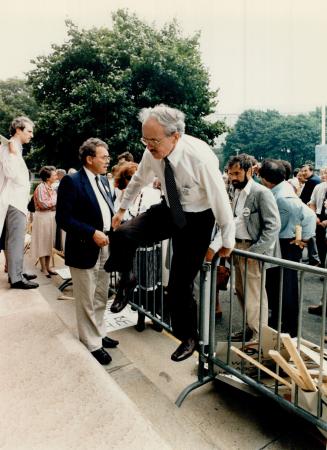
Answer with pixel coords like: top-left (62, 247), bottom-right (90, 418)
top-left (222, 109), bottom-right (321, 168)
top-left (0, 78), bottom-right (39, 137)
top-left (27, 10), bottom-right (228, 169)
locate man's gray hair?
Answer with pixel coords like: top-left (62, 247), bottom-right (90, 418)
top-left (138, 104), bottom-right (185, 135)
top-left (9, 116), bottom-right (34, 136)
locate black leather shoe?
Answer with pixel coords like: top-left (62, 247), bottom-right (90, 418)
top-left (11, 280), bottom-right (39, 289)
top-left (230, 328), bottom-right (253, 342)
top-left (91, 348), bottom-right (112, 365)
top-left (308, 304), bottom-right (326, 316)
top-left (110, 272), bottom-right (136, 313)
top-left (23, 273), bottom-right (37, 281)
top-left (110, 286), bottom-right (130, 313)
top-left (102, 336), bottom-right (119, 348)
top-left (8, 273), bottom-right (37, 283)
top-left (171, 338), bottom-right (198, 362)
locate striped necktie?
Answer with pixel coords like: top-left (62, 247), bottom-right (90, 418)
top-left (95, 175), bottom-right (114, 213)
top-left (164, 157), bottom-right (186, 229)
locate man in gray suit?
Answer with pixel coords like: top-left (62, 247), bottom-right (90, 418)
top-left (227, 154), bottom-right (281, 341)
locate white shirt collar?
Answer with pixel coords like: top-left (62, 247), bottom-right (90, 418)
top-left (84, 166), bottom-right (98, 184)
top-left (165, 135), bottom-right (184, 165)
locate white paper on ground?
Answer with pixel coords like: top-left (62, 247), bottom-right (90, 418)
top-left (104, 299), bottom-right (150, 331)
top-left (55, 267), bottom-right (71, 280)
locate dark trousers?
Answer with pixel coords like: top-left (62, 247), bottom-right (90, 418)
top-left (266, 239), bottom-right (302, 337)
top-left (316, 224), bottom-right (327, 268)
top-left (106, 201), bottom-right (215, 340)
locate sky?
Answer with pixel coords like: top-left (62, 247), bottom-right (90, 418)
top-left (1, 0), bottom-right (327, 118)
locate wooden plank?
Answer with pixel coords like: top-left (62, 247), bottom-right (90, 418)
top-left (269, 350), bottom-right (310, 391)
top-left (295, 337), bottom-right (327, 358)
top-left (313, 380), bottom-right (327, 396)
top-left (307, 369), bottom-right (327, 381)
top-left (230, 346), bottom-right (292, 388)
top-left (281, 334), bottom-right (317, 392)
top-left (299, 344), bottom-right (327, 372)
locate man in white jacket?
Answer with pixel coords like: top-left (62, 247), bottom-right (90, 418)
top-left (0, 116), bottom-right (38, 289)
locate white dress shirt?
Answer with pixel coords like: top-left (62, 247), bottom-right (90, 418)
top-left (0, 139), bottom-right (30, 234)
top-left (120, 134), bottom-right (235, 248)
top-left (232, 178), bottom-right (253, 240)
top-left (308, 181), bottom-right (327, 214)
top-left (84, 168), bottom-right (111, 231)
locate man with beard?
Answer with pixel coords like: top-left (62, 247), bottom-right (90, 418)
top-left (227, 154), bottom-right (281, 341)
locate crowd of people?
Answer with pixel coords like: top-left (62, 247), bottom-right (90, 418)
top-left (0, 108), bottom-right (326, 367)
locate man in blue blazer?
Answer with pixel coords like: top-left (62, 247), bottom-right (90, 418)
top-left (56, 138), bottom-right (118, 365)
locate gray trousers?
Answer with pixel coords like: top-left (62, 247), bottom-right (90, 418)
top-left (70, 246), bottom-right (110, 352)
top-left (5, 205), bottom-right (27, 284)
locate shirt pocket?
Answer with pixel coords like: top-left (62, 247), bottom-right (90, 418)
top-left (180, 184), bottom-right (200, 203)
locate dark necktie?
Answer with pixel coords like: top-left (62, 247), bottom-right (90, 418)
top-left (95, 175), bottom-right (114, 213)
top-left (164, 157), bottom-right (186, 228)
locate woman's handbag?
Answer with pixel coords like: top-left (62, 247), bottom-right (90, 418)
top-left (216, 258), bottom-right (230, 291)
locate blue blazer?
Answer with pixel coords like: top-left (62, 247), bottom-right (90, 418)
top-left (56, 167), bottom-right (114, 269)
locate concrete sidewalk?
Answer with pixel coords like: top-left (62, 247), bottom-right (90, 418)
top-left (0, 255), bottom-right (169, 450)
top-left (0, 251), bottom-right (325, 449)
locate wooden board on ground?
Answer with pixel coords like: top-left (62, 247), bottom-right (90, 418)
top-left (231, 345), bottom-right (292, 388)
top-left (281, 334), bottom-right (317, 392)
top-left (269, 350), bottom-right (310, 391)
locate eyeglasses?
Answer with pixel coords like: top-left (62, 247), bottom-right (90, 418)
top-left (93, 155), bottom-right (111, 161)
top-left (140, 136), bottom-right (170, 147)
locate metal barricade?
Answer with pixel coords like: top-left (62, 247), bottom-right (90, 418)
top-left (128, 240), bottom-right (172, 333)
top-left (176, 248), bottom-right (327, 436)
top-left (116, 240), bottom-right (327, 434)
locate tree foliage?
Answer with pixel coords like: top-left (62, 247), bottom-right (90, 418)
top-left (27, 10), bottom-right (228, 169)
top-left (222, 109), bottom-right (321, 169)
top-left (0, 78), bottom-right (39, 137)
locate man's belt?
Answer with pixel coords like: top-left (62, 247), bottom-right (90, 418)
top-left (235, 238), bottom-right (253, 244)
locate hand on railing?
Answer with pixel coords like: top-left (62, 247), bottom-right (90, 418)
top-left (205, 248), bottom-right (215, 262)
top-left (112, 209), bottom-right (125, 230)
top-left (218, 246), bottom-right (233, 258)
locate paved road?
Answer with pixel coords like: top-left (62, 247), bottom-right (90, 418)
top-left (217, 270), bottom-right (326, 344)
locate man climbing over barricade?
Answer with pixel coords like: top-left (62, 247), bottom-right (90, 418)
top-left (104, 104), bottom-right (235, 362)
